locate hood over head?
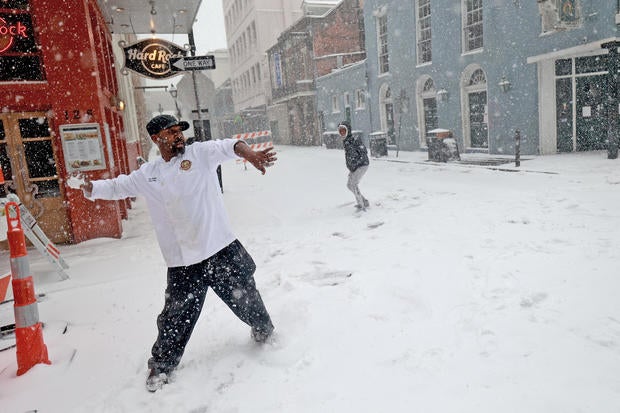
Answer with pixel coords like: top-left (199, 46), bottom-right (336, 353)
top-left (338, 121), bottom-right (352, 138)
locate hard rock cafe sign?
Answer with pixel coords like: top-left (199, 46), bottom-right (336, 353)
top-left (0, 16), bottom-right (29, 53)
top-left (119, 38), bottom-right (188, 80)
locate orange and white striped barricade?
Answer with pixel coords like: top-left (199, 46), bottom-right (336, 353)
top-left (5, 201), bottom-right (51, 375)
top-left (2, 194), bottom-right (69, 280)
top-left (233, 130), bottom-right (273, 168)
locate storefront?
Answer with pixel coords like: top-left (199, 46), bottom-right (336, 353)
top-left (0, 0), bottom-right (136, 244)
top-left (529, 38), bottom-right (618, 155)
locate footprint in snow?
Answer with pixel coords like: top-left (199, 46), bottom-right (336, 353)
top-left (294, 270), bottom-right (352, 286)
top-left (366, 221), bottom-right (384, 229)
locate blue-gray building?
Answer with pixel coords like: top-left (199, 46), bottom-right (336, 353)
top-left (316, 60), bottom-right (372, 147)
top-left (321, 0), bottom-right (619, 155)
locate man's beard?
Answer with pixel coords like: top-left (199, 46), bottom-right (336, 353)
top-left (171, 138), bottom-right (186, 156)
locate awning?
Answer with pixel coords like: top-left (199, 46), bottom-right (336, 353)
top-left (97, 0), bottom-right (202, 35)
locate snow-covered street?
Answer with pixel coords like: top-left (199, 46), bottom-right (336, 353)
top-left (1, 146), bottom-right (620, 412)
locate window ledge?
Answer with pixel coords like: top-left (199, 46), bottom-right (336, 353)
top-left (616, 13), bottom-right (620, 24)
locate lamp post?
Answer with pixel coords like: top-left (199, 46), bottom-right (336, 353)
top-left (602, 41), bottom-right (619, 159)
top-left (168, 84), bottom-right (181, 118)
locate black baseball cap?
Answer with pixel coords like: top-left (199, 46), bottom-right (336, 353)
top-left (146, 114), bottom-right (190, 136)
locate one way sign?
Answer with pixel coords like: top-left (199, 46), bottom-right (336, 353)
top-left (170, 55), bottom-right (216, 72)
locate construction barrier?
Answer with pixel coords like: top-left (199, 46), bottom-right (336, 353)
top-left (0, 194), bottom-right (69, 280)
top-left (233, 130), bottom-right (273, 166)
top-left (5, 201), bottom-right (51, 375)
top-left (232, 130), bottom-right (271, 141)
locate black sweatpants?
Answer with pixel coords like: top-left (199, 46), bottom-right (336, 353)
top-left (148, 240), bottom-right (273, 374)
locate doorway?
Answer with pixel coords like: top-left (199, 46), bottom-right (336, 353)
top-left (576, 74), bottom-right (607, 151)
top-left (554, 54), bottom-right (609, 152)
top-left (468, 91), bottom-right (488, 148)
top-left (0, 112), bottom-right (71, 243)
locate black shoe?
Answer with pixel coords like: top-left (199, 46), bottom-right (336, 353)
top-left (363, 199), bottom-right (370, 208)
top-left (146, 368), bottom-right (168, 392)
top-left (251, 325), bottom-right (274, 343)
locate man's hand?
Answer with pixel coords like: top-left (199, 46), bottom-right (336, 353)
top-left (67, 172), bottom-right (93, 196)
top-left (234, 141), bottom-right (277, 175)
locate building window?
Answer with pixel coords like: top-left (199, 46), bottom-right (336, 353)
top-left (416, 0), bottom-right (432, 64)
top-left (468, 68), bottom-right (486, 86)
top-left (250, 22), bottom-right (257, 48)
top-left (332, 95), bottom-right (340, 113)
top-left (463, 0), bottom-right (483, 52)
top-left (377, 13), bottom-right (389, 74)
top-left (355, 89), bottom-right (366, 109)
top-left (0, 1), bottom-right (45, 82)
top-left (344, 92), bottom-right (351, 108)
top-left (273, 52), bottom-right (283, 88)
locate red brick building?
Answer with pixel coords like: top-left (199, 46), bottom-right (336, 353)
top-left (0, 0), bottom-right (136, 244)
top-left (266, 0), bottom-right (366, 146)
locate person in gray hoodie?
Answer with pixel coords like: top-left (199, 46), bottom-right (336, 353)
top-left (339, 120), bottom-right (370, 210)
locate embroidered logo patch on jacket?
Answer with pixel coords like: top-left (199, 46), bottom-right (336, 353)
top-left (180, 160), bottom-right (192, 171)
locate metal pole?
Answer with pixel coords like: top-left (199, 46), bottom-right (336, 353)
top-left (515, 129), bottom-right (521, 167)
top-left (602, 41), bottom-right (619, 159)
top-left (188, 30), bottom-right (205, 141)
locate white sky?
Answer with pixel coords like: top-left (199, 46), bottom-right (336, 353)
top-left (1, 147), bottom-right (620, 412)
top-left (193, 0), bottom-right (228, 53)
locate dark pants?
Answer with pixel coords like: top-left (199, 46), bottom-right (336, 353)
top-left (148, 240), bottom-right (273, 374)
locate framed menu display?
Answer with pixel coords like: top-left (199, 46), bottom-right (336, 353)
top-left (59, 123), bottom-right (107, 172)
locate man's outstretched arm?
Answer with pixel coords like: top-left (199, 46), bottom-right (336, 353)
top-left (233, 141), bottom-right (277, 175)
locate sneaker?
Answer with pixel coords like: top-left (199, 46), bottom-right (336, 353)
top-left (363, 199), bottom-right (370, 208)
top-left (251, 325), bottom-right (274, 343)
top-left (146, 368), bottom-right (168, 392)
top-left (354, 204), bottom-right (366, 212)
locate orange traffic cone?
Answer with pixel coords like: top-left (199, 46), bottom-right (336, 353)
top-left (5, 202), bottom-right (50, 375)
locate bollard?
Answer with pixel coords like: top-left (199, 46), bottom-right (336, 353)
top-left (5, 202), bottom-right (51, 376)
top-left (515, 129), bottom-right (521, 168)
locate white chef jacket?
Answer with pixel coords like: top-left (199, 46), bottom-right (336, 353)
top-left (88, 138), bottom-right (240, 268)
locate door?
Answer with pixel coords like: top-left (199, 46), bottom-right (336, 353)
top-left (385, 102), bottom-right (395, 144)
top-left (576, 75), bottom-right (607, 151)
top-left (423, 97), bottom-right (438, 133)
top-left (0, 112), bottom-right (71, 243)
top-left (555, 77), bottom-right (574, 152)
top-left (469, 91), bottom-right (488, 148)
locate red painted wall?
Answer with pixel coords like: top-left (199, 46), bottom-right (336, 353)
top-left (0, 0), bottom-right (134, 243)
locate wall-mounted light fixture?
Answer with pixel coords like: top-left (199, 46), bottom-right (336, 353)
top-left (498, 76), bottom-right (512, 93)
top-left (436, 88), bottom-right (448, 102)
top-left (149, 0), bottom-right (157, 15)
top-left (109, 95), bottom-right (125, 111)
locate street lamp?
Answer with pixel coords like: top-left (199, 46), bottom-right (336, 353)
top-left (168, 84), bottom-right (181, 118)
top-left (498, 76), bottom-right (512, 93)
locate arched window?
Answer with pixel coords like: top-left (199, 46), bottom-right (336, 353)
top-left (468, 69), bottom-right (486, 87)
